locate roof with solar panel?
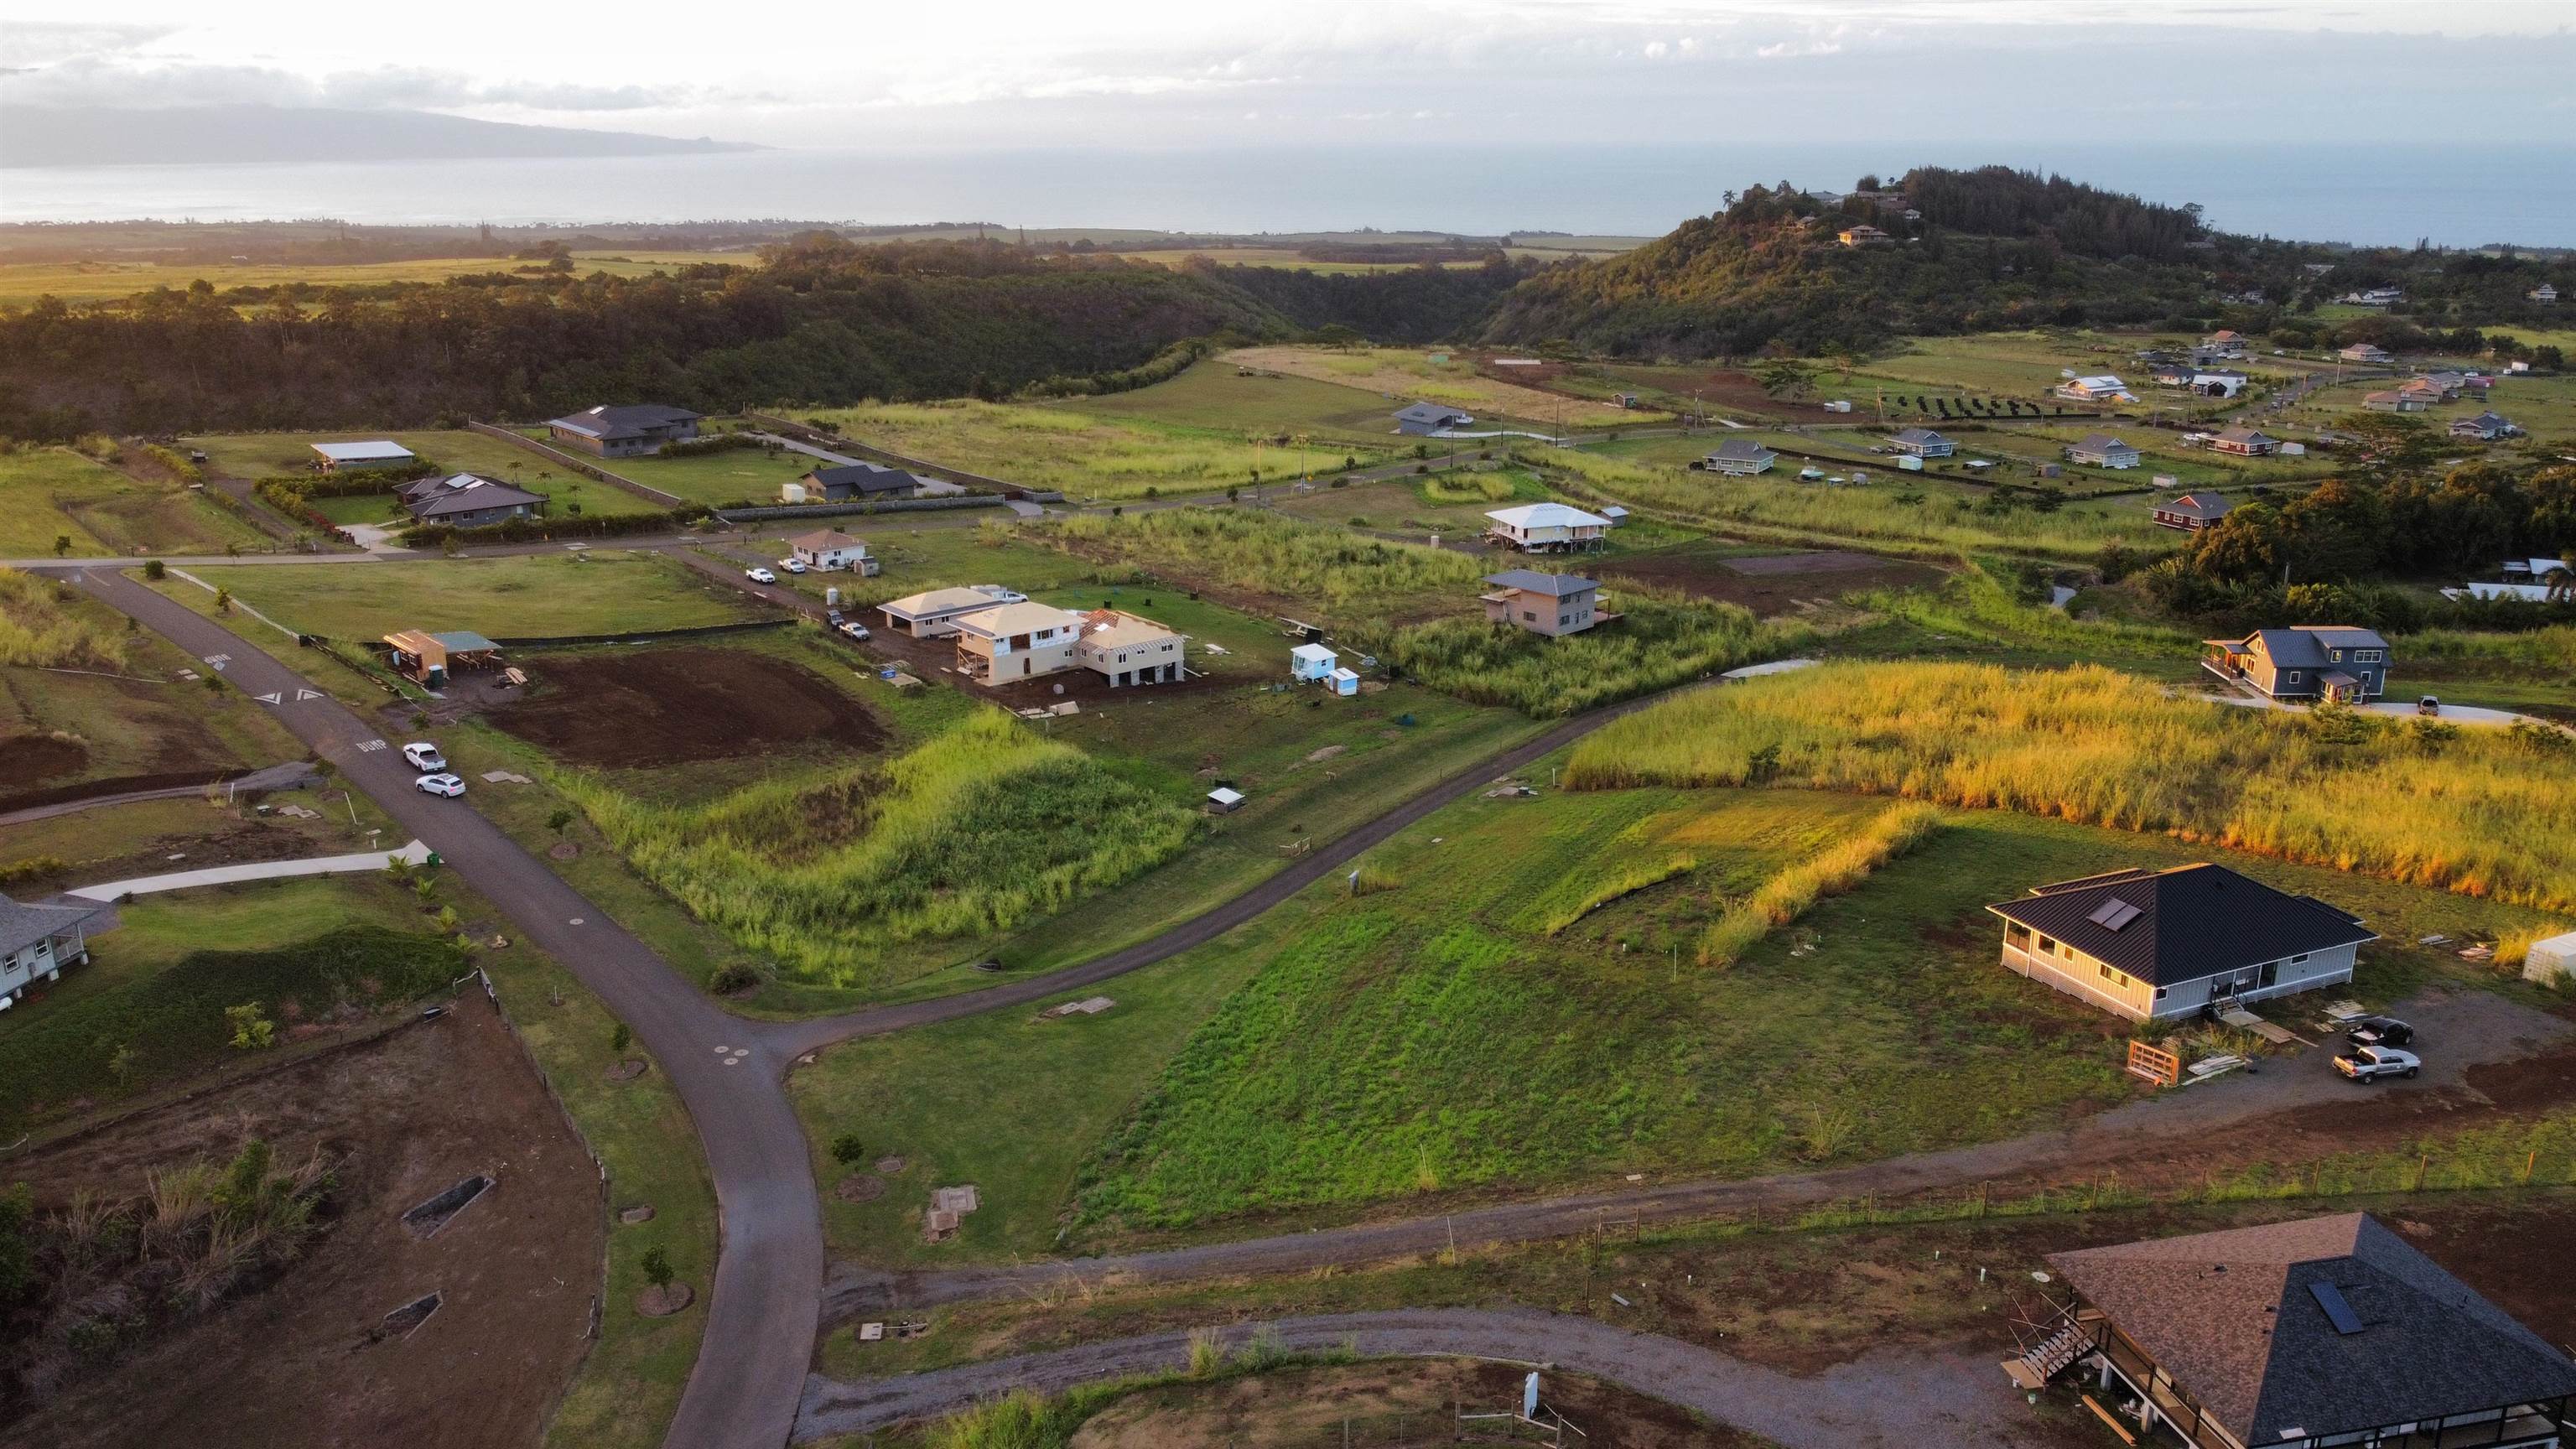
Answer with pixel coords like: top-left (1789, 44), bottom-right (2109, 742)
top-left (1983, 862), bottom-right (2372, 985)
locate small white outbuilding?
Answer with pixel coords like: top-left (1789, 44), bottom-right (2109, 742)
top-left (2523, 930), bottom-right (2576, 986)
top-left (1328, 667), bottom-right (1360, 697)
top-left (1291, 643), bottom-right (1338, 682)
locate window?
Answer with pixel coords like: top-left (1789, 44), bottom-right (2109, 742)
top-left (2286, 670), bottom-right (2302, 684)
top-left (2154, 987), bottom-right (2168, 1000)
top-left (1522, 610), bottom-right (1537, 623)
top-left (2006, 923), bottom-right (2031, 947)
top-left (2289, 953), bottom-right (2309, 963)
top-left (2038, 936), bottom-right (2058, 954)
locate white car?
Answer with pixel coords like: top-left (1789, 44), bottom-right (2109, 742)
top-left (745, 567), bottom-right (777, 585)
top-left (777, 558), bottom-right (808, 574)
top-left (401, 741), bottom-right (446, 772)
top-left (839, 621), bottom-right (872, 641)
top-left (415, 772), bottom-right (466, 798)
top-left (2334, 1045), bottom-right (2420, 1083)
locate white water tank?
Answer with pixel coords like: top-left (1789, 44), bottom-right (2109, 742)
top-left (780, 481), bottom-right (808, 504)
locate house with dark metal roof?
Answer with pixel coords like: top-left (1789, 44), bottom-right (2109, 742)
top-left (800, 463), bottom-right (926, 502)
top-left (2205, 626), bottom-right (2390, 703)
top-left (1394, 402), bottom-right (1473, 436)
top-left (2449, 411), bottom-right (2525, 442)
top-left (2, 892), bottom-right (114, 1010)
top-left (1888, 428), bottom-right (1953, 458)
top-left (398, 473), bottom-right (547, 527)
top-left (2067, 433), bottom-right (2142, 469)
top-left (2153, 493), bottom-right (2231, 532)
top-left (1481, 569), bottom-right (1613, 636)
top-left (545, 403), bottom-right (703, 458)
top-left (2209, 425), bottom-right (2280, 457)
top-left (2027, 1213), bottom-right (2576, 1449)
top-left (1701, 438), bottom-right (1778, 475)
top-left (1987, 862), bottom-right (2374, 1021)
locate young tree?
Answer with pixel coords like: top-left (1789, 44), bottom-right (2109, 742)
top-left (547, 808), bottom-right (576, 835)
top-left (610, 1022), bottom-right (633, 1055)
top-left (640, 1246), bottom-right (674, 1290)
top-left (226, 1002), bottom-right (275, 1051)
top-left (831, 1133), bottom-right (868, 1167)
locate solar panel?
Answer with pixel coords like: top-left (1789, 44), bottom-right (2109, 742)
top-left (2309, 1281), bottom-right (2366, 1335)
top-left (2088, 898), bottom-right (2142, 932)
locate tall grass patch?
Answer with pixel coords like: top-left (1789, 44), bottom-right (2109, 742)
top-left (553, 710), bottom-right (1200, 988)
top-left (1698, 802), bottom-right (1943, 965)
top-left (0, 568), bottom-right (129, 669)
top-left (1353, 585), bottom-right (1810, 717)
top-left (806, 399), bottom-right (1389, 501)
top-left (1566, 661), bottom-right (2576, 914)
top-left (1043, 507), bottom-right (1484, 613)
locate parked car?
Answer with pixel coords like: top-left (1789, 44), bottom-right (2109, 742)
top-left (2417, 695), bottom-right (2441, 715)
top-left (2346, 1015), bottom-right (2415, 1048)
top-left (826, 608), bottom-right (845, 626)
top-left (777, 558), bottom-right (808, 574)
top-left (415, 773), bottom-right (467, 798)
top-left (2334, 1044), bottom-right (2420, 1083)
top-left (745, 567), bottom-right (777, 585)
top-left (401, 741), bottom-right (446, 772)
top-left (839, 621), bottom-right (871, 641)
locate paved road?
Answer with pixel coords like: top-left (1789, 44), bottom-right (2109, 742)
top-left (46, 566), bottom-right (821, 1449)
top-left (0, 761), bottom-right (319, 827)
top-left (792, 1307), bottom-right (2062, 1448)
top-left (818, 987), bottom-right (2570, 1324)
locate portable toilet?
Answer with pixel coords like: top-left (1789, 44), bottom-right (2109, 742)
top-left (1291, 642), bottom-right (1338, 683)
top-left (1329, 667), bottom-right (1360, 698)
top-left (780, 481), bottom-right (808, 505)
top-left (824, 585), bottom-right (841, 609)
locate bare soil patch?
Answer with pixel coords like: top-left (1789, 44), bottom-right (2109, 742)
top-left (836, 1172), bottom-right (889, 1204)
top-left (0, 733), bottom-right (89, 792)
top-left (1597, 546), bottom-right (1942, 616)
top-left (486, 645), bottom-right (890, 769)
top-left (636, 1283), bottom-right (695, 1317)
top-left (4, 991), bottom-right (602, 1449)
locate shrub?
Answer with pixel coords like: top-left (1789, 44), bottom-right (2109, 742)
top-left (0, 568), bottom-right (128, 668)
top-left (709, 962), bottom-right (761, 995)
top-left (830, 1133), bottom-right (868, 1167)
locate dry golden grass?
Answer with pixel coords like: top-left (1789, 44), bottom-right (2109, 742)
top-left (1222, 346), bottom-right (1649, 426)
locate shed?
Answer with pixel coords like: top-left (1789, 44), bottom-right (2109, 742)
top-left (2526, 930), bottom-right (2576, 986)
top-left (1290, 643), bottom-right (1338, 682)
top-left (1204, 787), bottom-right (1246, 815)
top-left (1329, 667), bottom-right (1361, 697)
top-left (311, 439), bottom-right (418, 473)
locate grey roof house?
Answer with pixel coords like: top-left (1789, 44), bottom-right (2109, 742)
top-left (1701, 438), bottom-right (1778, 475)
top-left (2039, 1213), bottom-right (2576, 1449)
top-left (1481, 569), bottom-right (1613, 636)
top-left (3, 892), bottom-right (114, 1010)
top-left (2205, 626), bottom-right (2390, 703)
top-left (398, 473), bottom-right (548, 527)
top-left (2450, 412), bottom-right (2524, 441)
top-left (545, 403), bottom-right (703, 458)
top-left (1987, 862), bottom-right (2375, 1022)
top-left (2068, 433), bottom-right (2142, 468)
top-left (310, 439), bottom-right (418, 473)
top-left (802, 463), bottom-right (927, 501)
top-left (2152, 493), bottom-right (2231, 531)
top-left (1888, 428), bottom-right (1954, 457)
top-left (1394, 402), bottom-right (1474, 436)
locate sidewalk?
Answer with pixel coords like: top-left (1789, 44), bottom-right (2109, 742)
top-left (69, 839), bottom-right (434, 901)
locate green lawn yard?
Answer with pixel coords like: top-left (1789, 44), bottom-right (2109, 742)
top-left (185, 428), bottom-right (667, 520)
top-left (1059, 358), bottom-right (1401, 438)
top-left (570, 435), bottom-right (820, 509)
top-left (148, 550), bottom-right (773, 641)
top-left (0, 444), bottom-right (267, 557)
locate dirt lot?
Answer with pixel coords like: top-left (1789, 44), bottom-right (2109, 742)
top-left (1597, 546), bottom-right (1944, 615)
top-left (1065, 1358), bottom-right (1768, 1448)
top-left (5, 989), bottom-right (605, 1449)
top-left (0, 667), bottom-right (247, 812)
top-left (487, 645), bottom-right (891, 768)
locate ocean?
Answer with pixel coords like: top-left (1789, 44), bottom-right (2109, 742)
top-left (3, 141), bottom-right (2569, 248)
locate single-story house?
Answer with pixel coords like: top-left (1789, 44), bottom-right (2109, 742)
top-left (2398, 377), bottom-right (2454, 404)
top-left (1888, 428), bottom-right (1954, 458)
top-left (2343, 287), bottom-right (2404, 308)
top-left (1987, 861), bottom-right (2374, 1023)
top-left (1205, 787), bottom-right (1246, 814)
top-left (2450, 411), bottom-right (2525, 442)
top-left (1701, 439), bottom-right (1778, 475)
top-left (2338, 341), bottom-right (2395, 366)
top-left (2152, 493), bottom-right (2231, 531)
top-left (1836, 225), bottom-right (1893, 247)
top-left (1394, 402), bottom-right (1473, 436)
top-left (2067, 433), bottom-right (2141, 469)
top-left (2361, 389), bottom-right (2427, 413)
top-left (311, 439), bottom-right (418, 474)
top-left (951, 600), bottom-right (1087, 684)
top-left (2038, 1213), bottom-right (2576, 1449)
top-left (1071, 609), bottom-right (1187, 687)
top-left (2208, 425), bottom-right (2280, 457)
top-left (2529, 283), bottom-right (2558, 304)
top-left (382, 629), bottom-right (501, 688)
top-left (1481, 569), bottom-right (1611, 637)
top-left (876, 584), bottom-right (1026, 637)
top-left (400, 473), bottom-right (547, 527)
top-left (800, 463), bottom-right (927, 502)
top-left (1290, 642), bottom-right (1339, 683)
top-left (2054, 374), bottom-right (2136, 403)
top-left (787, 529), bottom-right (875, 573)
top-left (2205, 625), bottom-right (2391, 702)
top-left (2501, 557), bottom-right (2570, 582)
top-left (545, 404), bottom-right (703, 458)
top-left (2190, 369), bottom-right (2250, 398)
top-left (2199, 329), bottom-right (2248, 357)
top-left (2, 892), bottom-right (114, 1010)
top-left (1485, 501), bottom-right (1613, 552)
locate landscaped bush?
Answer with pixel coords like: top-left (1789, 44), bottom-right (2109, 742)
top-left (142, 444), bottom-right (203, 484)
top-left (1565, 660), bottom-right (2576, 914)
top-left (653, 432), bottom-right (766, 459)
top-left (1353, 585), bottom-right (1808, 717)
top-left (397, 505), bottom-right (698, 548)
top-left (553, 710), bottom-right (1200, 986)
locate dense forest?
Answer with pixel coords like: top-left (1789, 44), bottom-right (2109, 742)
top-left (1207, 254), bottom-right (1539, 344)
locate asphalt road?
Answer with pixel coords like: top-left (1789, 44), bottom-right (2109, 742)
top-left (49, 566), bottom-right (821, 1449)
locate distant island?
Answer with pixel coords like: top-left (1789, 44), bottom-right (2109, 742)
top-left (0, 105), bottom-right (761, 168)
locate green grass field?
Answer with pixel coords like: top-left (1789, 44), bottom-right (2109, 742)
top-left (0, 251), bottom-right (748, 307)
top-left (553, 434), bottom-right (818, 509)
top-left (2272, 374), bottom-right (2576, 444)
top-left (1224, 345), bottom-right (1653, 428)
top-left (0, 444), bottom-right (268, 557)
top-left (153, 551), bottom-right (771, 641)
top-left (185, 428), bottom-right (667, 519)
top-left (1060, 359), bottom-right (1400, 437)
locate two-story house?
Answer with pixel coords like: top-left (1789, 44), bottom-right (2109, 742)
top-left (1986, 862), bottom-right (2375, 1023)
top-left (1071, 609), bottom-right (1187, 687)
top-left (2205, 626), bottom-right (2390, 702)
top-left (1481, 569), bottom-right (1611, 636)
top-left (950, 601), bottom-right (1087, 683)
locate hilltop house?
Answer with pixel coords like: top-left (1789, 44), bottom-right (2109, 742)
top-left (2450, 411), bottom-right (2525, 442)
top-left (950, 601), bottom-right (1087, 684)
top-left (2205, 626), bottom-right (2390, 702)
top-left (799, 463), bottom-right (924, 502)
top-left (1987, 862), bottom-right (2373, 1022)
top-left (2054, 375), bottom-right (2136, 403)
top-left (2531, 283), bottom-right (2558, 304)
top-left (1481, 569), bottom-right (1611, 636)
top-left (396, 473), bottom-right (546, 528)
top-left (2, 893), bottom-right (113, 1010)
top-left (310, 439), bottom-right (418, 474)
top-left (2066, 433), bottom-right (2141, 469)
top-left (2362, 389), bottom-right (2427, 413)
top-left (1394, 402), bottom-right (1473, 436)
top-left (1701, 438), bottom-right (1779, 475)
top-left (2034, 1213), bottom-right (2576, 1449)
top-left (2152, 493), bottom-right (2231, 532)
top-left (877, 584), bottom-right (1028, 637)
top-left (545, 404), bottom-right (703, 458)
top-left (1888, 428), bottom-right (1954, 458)
top-left (1485, 501), bottom-right (1613, 552)
top-left (2338, 341), bottom-right (2395, 366)
top-left (1836, 225), bottom-right (1893, 247)
top-left (786, 528), bottom-right (875, 573)
top-left (2208, 425), bottom-right (2280, 458)
top-left (1070, 609), bottom-right (1187, 687)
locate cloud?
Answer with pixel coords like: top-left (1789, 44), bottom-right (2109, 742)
top-left (0, 19), bottom-right (176, 66)
top-left (0, 54), bottom-right (688, 113)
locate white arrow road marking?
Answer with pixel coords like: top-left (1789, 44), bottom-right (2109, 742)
top-left (254, 691), bottom-right (283, 704)
top-left (295, 688), bottom-right (324, 700)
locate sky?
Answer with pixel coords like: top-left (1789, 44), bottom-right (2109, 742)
top-left (5, 2), bottom-right (2574, 152)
